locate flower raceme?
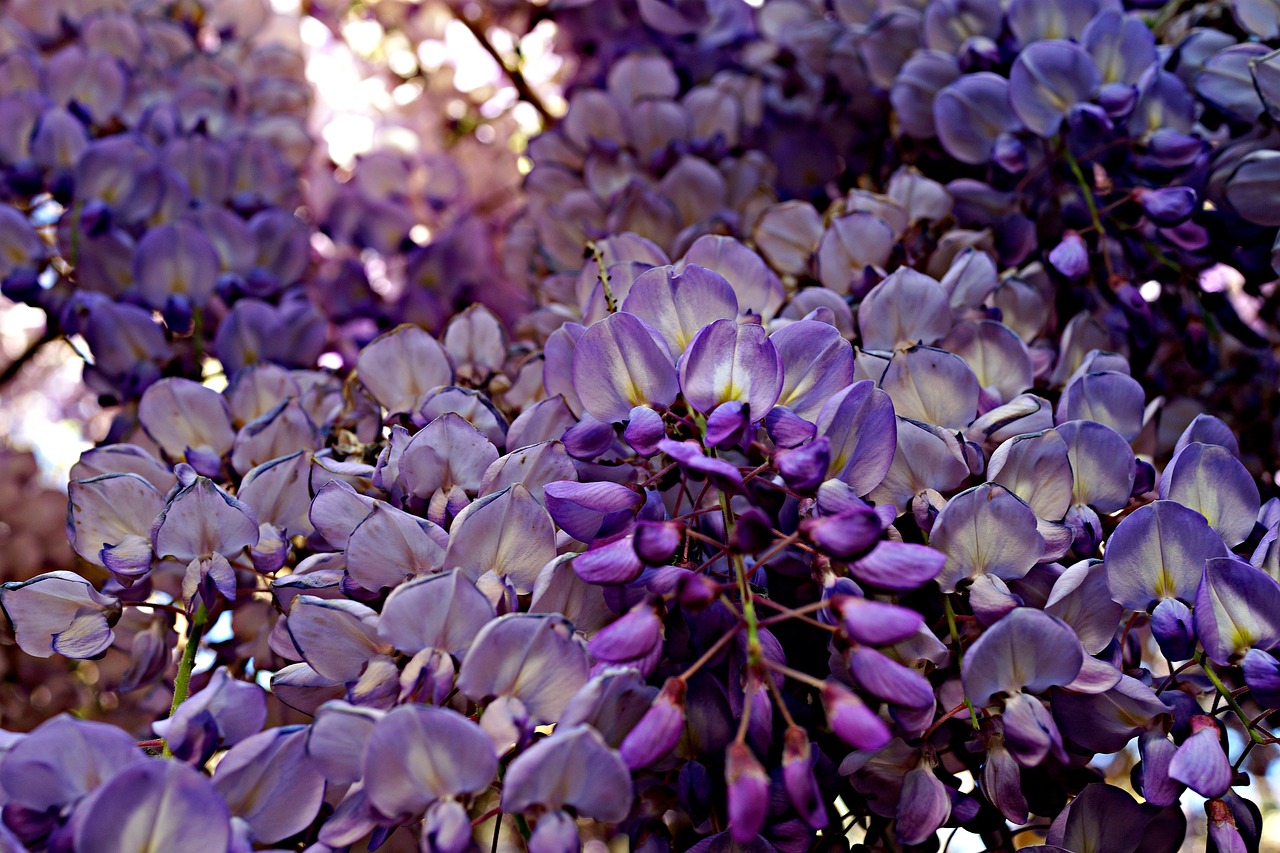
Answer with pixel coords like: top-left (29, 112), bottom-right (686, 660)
top-left (1, 255), bottom-right (1278, 851)
top-left (4, 0), bottom-right (1280, 850)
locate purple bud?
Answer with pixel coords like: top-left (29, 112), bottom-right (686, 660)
top-left (831, 595), bottom-right (923, 646)
top-left (992, 134), bottom-right (1027, 173)
top-left (1170, 716), bottom-right (1232, 798)
top-left (675, 572), bottom-right (718, 610)
top-left (896, 761), bottom-right (951, 846)
top-left (620, 677), bottom-right (686, 769)
top-left (1242, 649), bottom-right (1280, 708)
top-left (1146, 130), bottom-right (1203, 168)
top-left (563, 415), bottom-right (617, 459)
top-left (1150, 598), bottom-right (1197, 661)
top-left (1098, 83), bottom-right (1138, 117)
top-left (729, 507), bottom-right (773, 555)
top-left (801, 507), bottom-right (883, 561)
top-left (1001, 691), bottom-right (1066, 767)
top-left (705, 401), bottom-right (750, 448)
top-left (544, 480), bottom-right (642, 542)
top-left (528, 809), bottom-right (580, 853)
top-left (1136, 186), bottom-right (1198, 226)
top-left (588, 603), bottom-right (664, 677)
top-left (162, 293), bottom-right (194, 335)
top-left (775, 437), bottom-right (831, 494)
top-left (422, 799), bottom-right (473, 853)
top-left (1138, 730), bottom-right (1183, 807)
top-left (1048, 231), bottom-right (1091, 278)
top-left (1065, 503), bottom-right (1102, 554)
top-left (1132, 459), bottom-right (1156, 496)
top-left (782, 727), bottom-right (826, 829)
top-left (822, 682), bottom-right (891, 750)
top-left (624, 405), bottom-right (666, 456)
top-left (634, 520), bottom-right (682, 565)
top-left (765, 407), bottom-right (817, 449)
top-left (980, 731), bottom-right (1028, 824)
top-left (1208, 798), bottom-right (1249, 853)
top-left (574, 533), bottom-right (644, 585)
top-left (725, 742), bottom-right (770, 844)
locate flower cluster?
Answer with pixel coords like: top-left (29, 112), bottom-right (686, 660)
top-left (0, 0), bottom-right (324, 402)
top-left (0, 241), bottom-right (1276, 849)
top-left (3, 0), bottom-right (1280, 851)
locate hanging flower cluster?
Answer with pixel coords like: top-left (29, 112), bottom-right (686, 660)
top-left (3, 0), bottom-right (1280, 851)
top-left (0, 244), bottom-right (1275, 849)
top-left (0, 0), bottom-right (324, 403)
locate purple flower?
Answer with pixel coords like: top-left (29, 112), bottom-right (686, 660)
top-left (363, 705), bottom-right (497, 821)
top-left (74, 758), bottom-right (231, 853)
top-left (0, 572), bottom-right (119, 659)
top-left (572, 312), bottom-right (678, 423)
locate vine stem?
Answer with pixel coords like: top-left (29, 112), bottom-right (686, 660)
top-left (943, 594), bottom-right (981, 731)
top-left (162, 601), bottom-right (209, 758)
top-left (0, 326), bottom-right (57, 390)
top-left (453, 9), bottom-right (554, 126)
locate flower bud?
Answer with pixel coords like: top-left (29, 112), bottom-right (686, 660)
top-left (822, 682), bottom-right (890, 750)
top-left (620, 677), bottom-right (686, 769)
top-left (782, 727), bottom-right (826, 829)
top-left (421, 799), bottom-right (473, 853)
top-left (588, 603), bottom-right (664, 676)
top-left (527, 809), bottom-right (580, 853)
top-left (634, 520), bottom-right (682, 565)
top-left (1136, 186), bottom-right (1197, 227)
top-left (705, 401), bottom-right (749, 448)
top-left (896, 760), bottom-right (951, 846)
top-left (1048, 231), bottom-right (1090, 279)
top-left (1207, 798), bottom-right (1248, 853)
top-left (1242, 648), bottom-right (1280, 708)
top-left (725, 742), bottom-right (769, 843)
top-left (1149, 598), bottom-right (1196, 661)
top-left (729, 507), bottom-right (773, 555)
top-left (801, 507), bottom-right (882, 561)
top-left (764, 407), bottom-right (816, 448)
top-left (830, 594), bottom-right (922, 646)
top-left (775, 437), bottom-right (830, 495)
top-left (1170, 716), bottom-right (1232, 798)
top-left (624, 406), bottom-right (666, 456)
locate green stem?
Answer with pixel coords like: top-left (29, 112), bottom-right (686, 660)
top-left (943, 594), bottom-right (981, 731)
top-left (719, 490), bottom-right (761, 666)
top-left (162, 602), bottom-right (209, 758)
top-left (1200, 654), bottom-right (1267, 745)
top-left (1063, 146), bottom-right (1114, 285)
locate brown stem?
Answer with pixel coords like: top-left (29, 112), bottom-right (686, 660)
top-left (0, 326), bottom-right (57, 390)
top-left (452, 10), bottom-right (554, 126)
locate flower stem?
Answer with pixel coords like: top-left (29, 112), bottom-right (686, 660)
top-left (719, 489), bottom-right (762, 666)
top-left (1200, 655), bottom-right (1268, 745)
top-left (1063, 145), bottom-right (1115, 285)
top-left (943, 594), bottom-right (981, 731)
top-left (162, 601), bottom-right (209, 757)
top-left (191, 306), bottom-right (204, 368)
